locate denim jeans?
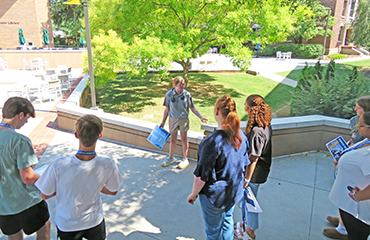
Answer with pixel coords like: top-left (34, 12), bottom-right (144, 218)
top-left (247, 183), bottom-right (260, 230)
top-left (199, 194), bottom-right (235, 240)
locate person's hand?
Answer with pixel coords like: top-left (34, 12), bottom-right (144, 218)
top-left (349, 187), bottom-right (361, 202)
top-left (187, 193), bottom-right (198, 205)
top-left (159, 122), bottom-right (164, 128)
top-left (244, 181), bottom-right (249, 189)
top-left (333, 160), bottom-right (338, 168)
top-left (201, 117), bottom-right (208, 123)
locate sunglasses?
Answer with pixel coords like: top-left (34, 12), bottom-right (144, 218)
top-left (171, 95), bottom-right (185, 102)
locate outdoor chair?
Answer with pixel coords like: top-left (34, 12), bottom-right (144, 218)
top-left (46, 79), bottom-right (63, 101)
top-left (43, 58), bottom-right (50, 68)
top-left (67, 66), bottom-right (72, 79)
top-left (22, 58), bottom-right (30, 70)
top-left (30, 59), bottom-right (42, 70)
top-left (286, 52), bottom-right (292, 59)
top-left (0, 58), bottom-right (9, 70)
top-left (7, 83), bottom-right (29, 100)
top-left (45, 69), bottom-right (57, 80)
top-left (28, 76), bottom-right (47, 103)
top-left (57, 74), bottom-right (71, 92)
top-left (276, 51), bottom-right (282, 60)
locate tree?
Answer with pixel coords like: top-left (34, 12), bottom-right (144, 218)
top-left (351, 0), bottom-right (370, 47)
top-left (50, 0), bottom-right (84, 40)
top-left (88, 0), bottom-right (297, 87)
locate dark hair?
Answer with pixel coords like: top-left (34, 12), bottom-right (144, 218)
top-left (75, 115), bottom-right (103, 147)
top-left (2, 97), bottom-right (35, 119)
top-left (245, 94), bottom-right (271, 134)
top-left (362, 112), bottom-right (370, 125)
top-left (357, 96), bottom-right (370, 112)
top-left (215, 95), bottom-right (242, 149)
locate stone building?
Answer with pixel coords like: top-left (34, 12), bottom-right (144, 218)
top-left (0, 0), bottom-right (53, 50)
top-left (307, 0), bottom-right (366, 55)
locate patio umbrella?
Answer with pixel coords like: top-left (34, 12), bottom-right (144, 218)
top-left (78, 28), bottom-right (86, 46)
top-left (19, 28), bottom-right (26, 45)
top-left (43, 28), bottom-right (50, 45)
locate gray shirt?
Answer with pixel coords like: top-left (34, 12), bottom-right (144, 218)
top-left (163, 88), bottom-right (194, 118)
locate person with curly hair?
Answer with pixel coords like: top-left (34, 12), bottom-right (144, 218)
top-left (240, 94), bottom-right (272, 240)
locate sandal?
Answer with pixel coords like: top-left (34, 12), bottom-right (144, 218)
top-left (233, 222), bottom-right (245, 239)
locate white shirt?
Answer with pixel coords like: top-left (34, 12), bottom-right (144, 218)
top-left (35, 155), bottom-right (123, 231)
top-left (329, 140), bottom-right (370, 225)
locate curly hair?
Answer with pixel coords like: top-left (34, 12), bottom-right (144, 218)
top-left (216, 95), bottom-right (242, 149)
top-left (244, 95), bottom-right (272, 135)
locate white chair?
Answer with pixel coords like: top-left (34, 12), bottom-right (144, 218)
top-left (7, 83), bottom-right (29, 100)
top-left (46, 79), bottom-right (63, 101)
top-left (28, 76), bottom-right (47, 103)
top-left (286, 52), bottom-right (292, 59)
top-left (276, 51), bottom-right (282, 60)
top-left (1, 58), bottom-right (9, 70)
top-left (198, 60), bottom-right (206, 70)
top-left (45, 69), bottom-right (57, 80)
top-left (22, 58), bottom-right (30, 70)
top-left (43, 58), bottom-right (50, 68)
top-left (30, 59), bottom-right (42, 70)
top-left (67, 66), bottom-right (72, 79)
top-left (57, 74), bottom-right (71, 92)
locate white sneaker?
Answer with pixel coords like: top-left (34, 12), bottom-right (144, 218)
top-left (177, 158), bottom-right (189, 169)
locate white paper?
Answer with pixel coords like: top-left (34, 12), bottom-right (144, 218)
top-left (246, 186), bottom-right (263, 213)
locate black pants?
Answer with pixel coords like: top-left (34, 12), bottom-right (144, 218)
top-left (57, 219), bottom-right (106, 240)
top-left (340, 209), bottom-right (370, 240)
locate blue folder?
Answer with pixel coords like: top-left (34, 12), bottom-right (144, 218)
top-left (147, 125), bottom-right (171, 150)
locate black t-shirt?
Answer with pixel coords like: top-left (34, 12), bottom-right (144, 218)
top-left (246, 125), bottom-right (272, 184)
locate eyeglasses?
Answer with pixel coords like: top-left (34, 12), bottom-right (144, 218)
top-left (359, 124), bottom-right (370, 128)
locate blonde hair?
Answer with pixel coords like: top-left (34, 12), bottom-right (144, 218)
top-left (75, 114), bottom-right (103, 147)
top-left (215, 95), bottom-right (242, 149)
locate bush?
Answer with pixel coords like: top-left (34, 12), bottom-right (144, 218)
top-left (259, 45), bottom-right (275, 56)
top-left (328, 54), bottom-right (347, 60)
top-left (275, 44), bottom-right (323, 58)
top-left (290, 60), bottom-right (370, 119)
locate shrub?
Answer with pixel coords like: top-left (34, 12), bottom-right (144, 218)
top-left (328, 54), bottom-right (347, 60)
top-left (290, 60), bottom-right (370, 119)
top-left (275, 44), bottom-right (323, 58)
top-left (259, 45), bottom-right (275, 56)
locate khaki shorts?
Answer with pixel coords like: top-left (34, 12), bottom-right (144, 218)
top-left (169, 117), bottom-right (189, 133)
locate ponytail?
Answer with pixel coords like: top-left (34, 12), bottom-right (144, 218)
top-left (216, 95), bottom-right (242, 149)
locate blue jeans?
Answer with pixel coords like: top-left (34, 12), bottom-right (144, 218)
top-left (247, 183), bottom-right (260, 230)
top-left (199, 194), bottom-right (235, 240)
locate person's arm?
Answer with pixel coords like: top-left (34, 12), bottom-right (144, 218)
top-left (190, 107), bottom-right (208, 123)
top-left (101, 185), bottom-right (118, 196)
top-left (349, 185), bottom-right (370, 202)
top-left (40, 192), bottom-right (56, 200)
top-left (20, 166), bottom-right (40, 185)
top-left (187, 176), bottom-right (206, 205)
top-left (244, 154), bottom-right (258, 188)
top-left (160, 107), bottom-right (169, 128)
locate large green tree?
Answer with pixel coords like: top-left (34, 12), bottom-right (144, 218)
top-left (88, 0), bottom-right (297, 86)
top-left (351, 0), bottom-right (370, 47)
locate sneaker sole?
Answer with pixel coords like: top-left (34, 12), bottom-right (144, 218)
top-left (177, 162), bottom-right (189, 169)
top-left (161, 159), bottom-right (174, 167)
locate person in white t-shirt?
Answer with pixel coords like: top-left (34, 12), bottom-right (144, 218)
top-left (35, 114), bottom-right (123, 240)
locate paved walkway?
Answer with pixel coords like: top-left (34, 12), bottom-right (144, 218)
top-left (0, 56), bottom-right (369, 239)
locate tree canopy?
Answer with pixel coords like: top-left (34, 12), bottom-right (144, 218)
top-left (88, 0), bottom-right (298, 86)
top-left (351, 0), bottom-right (370, 47)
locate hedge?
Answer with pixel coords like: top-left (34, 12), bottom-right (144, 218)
top-left (275, 44), bottom-right (323, 59)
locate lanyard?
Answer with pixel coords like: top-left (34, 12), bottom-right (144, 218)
top-left (76, 150), bottom-right (96, 156)
top-left (0, 123), bottom-right (15, 131)
top-left (341, 138), bottom-right (370, 155)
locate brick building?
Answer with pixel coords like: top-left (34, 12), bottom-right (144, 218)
top-left (307, 0), bottom-right (365, 55)
top-left (0, 0), bottom-right (53, 50)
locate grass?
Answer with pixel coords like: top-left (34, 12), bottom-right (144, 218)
top-left (91, 73), bottom-right (294, 132)
top-left (276, 59), bottom-right (370, 81)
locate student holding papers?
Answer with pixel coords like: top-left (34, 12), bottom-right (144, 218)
top-left (324, 96), bottom-right (370, 239)
top-left (329, 112), bottom-right (370, 240)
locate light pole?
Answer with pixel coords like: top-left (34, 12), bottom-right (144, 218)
top-left (63, 0), bottom-right (97, 109)
top-left (322, 8), bottom-right (331, 59)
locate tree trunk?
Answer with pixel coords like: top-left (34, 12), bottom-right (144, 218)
top-left (180, 59), bottom-right (190, 86)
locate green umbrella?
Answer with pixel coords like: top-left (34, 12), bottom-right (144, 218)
top-left (43, 28), bottom-right (50, 45)
top-left (78, 28), bottom-right (86, 46)
top-left (19, 28), bottom-right (26, 45)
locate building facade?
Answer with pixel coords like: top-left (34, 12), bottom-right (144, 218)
top-left (0, 0), bottom-right (53, 49)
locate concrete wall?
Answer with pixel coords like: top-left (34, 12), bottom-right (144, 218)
top-left (0, 0), bottom-right (53, 49)
top-left (0, 49), bottom-right (85, 69)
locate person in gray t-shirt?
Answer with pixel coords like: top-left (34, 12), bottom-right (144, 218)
top-left (159, 76), bottom-right (207, 169)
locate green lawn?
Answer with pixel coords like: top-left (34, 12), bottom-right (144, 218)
top-left (92, 73), bottom-right (294, 132)
top-left (277, 59), bottom-right (370, 81)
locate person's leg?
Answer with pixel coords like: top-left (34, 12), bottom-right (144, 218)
top-left (36, 220), bottom-right (50, 240)
top-left (199, 194), bottom-right (224, 240)
top-left (221, 204), bottom-right (235, 240)
top-left (169, 131), bottom-right (178, 158)
top-left (340, 209), bottom-right (370, 240)
top-left (8, 230), bottom-right (23, 240)
top-left (180, 130), bottom-right (189, 160)
top-left (246, 183), bottom-right (260, 239)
